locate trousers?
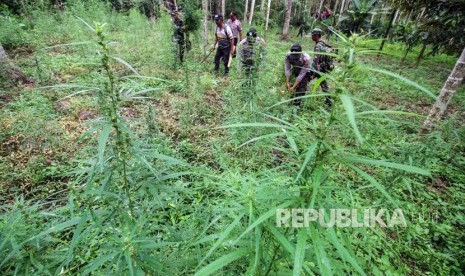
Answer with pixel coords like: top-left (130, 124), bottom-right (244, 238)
top-left (214, 46), bottom-right (231, 73)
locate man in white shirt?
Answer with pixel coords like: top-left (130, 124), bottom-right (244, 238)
top-left (211, 14), bottom-right (235, 76)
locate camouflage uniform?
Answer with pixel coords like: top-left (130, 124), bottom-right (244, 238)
top-left (238, 33), bottom-right (266, 89)
top-left (311, 29), bottom-right (332, 108)
top-left (172, 17), bottom-right (185, 63)
top-left (238, 36), bottom-right (266, 75)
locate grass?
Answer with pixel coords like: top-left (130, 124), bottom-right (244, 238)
top-left (1, 2), bottom-right (465, 275)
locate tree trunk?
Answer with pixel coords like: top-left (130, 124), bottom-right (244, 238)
top-left (392, 9), bottom-right (399, 25)
top-left (345, 0), bottom-right (350, 10)
top-left (0, 43), bottom-right (33, 85)
top-left (221, 0), bottom-right (225, 16)
top-left (317, 0), bottom-right (324, 14)
top-left (265, 0), bottom-right (272, 37)
top-left (338, 0), bottom-right (346, 23)
top-left (244, 0), bottom-right (249, 23)
top-left (260, 0), bottom-right (264, 11)
top-left (421, 47), bottom-right (465, 133)
top-left (333, 0), bottom-right (339, 17)
top-left (249, 0), bottom-right (256, 25)
top-left (282, 0), bottom-right (292, 40)
top-left (202, 0), bottom-right (209, 56)
top-left (378, 8), bottom-right (397, 55)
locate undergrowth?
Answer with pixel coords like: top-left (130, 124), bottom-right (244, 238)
top-left (1, 2), bottom-right (464, 275)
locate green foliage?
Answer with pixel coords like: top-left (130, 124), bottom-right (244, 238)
top-left (340, 0), bottom-right (380, 33)
top-left (392, 0), bottom-right (465, 55)
top-left (181, 1), bottom-right (201, 33)
top-left (0, 13), bottom-right (29, 49)
top-left (1, 1), bottom-right (465, 275)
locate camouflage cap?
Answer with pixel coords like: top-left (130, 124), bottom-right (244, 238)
top-left (311, 28), bottom-right (323, 36)
top-left (214, 14), bottom-right (224, 21)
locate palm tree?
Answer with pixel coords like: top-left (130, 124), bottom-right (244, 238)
top-left (202, 0), bottom-right (208, 56)
top-left (249, 0), bottom-right (256, 24)
top-left (244, 0), bottom-right (249, 22)
top-left (265, 0), bottom-right (272, 36)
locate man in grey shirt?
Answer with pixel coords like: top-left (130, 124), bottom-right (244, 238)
top-left (285, 44), bottom-right (312, 107)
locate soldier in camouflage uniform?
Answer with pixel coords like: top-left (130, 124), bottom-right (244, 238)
top-left (238, 28), bottom-right (266, 75)
top-left (311, 28), bottom-right (333, 108)
top-left (237, 28), bottom-right (266, 88)
top-left (171, 11), bottom-right (186, 63)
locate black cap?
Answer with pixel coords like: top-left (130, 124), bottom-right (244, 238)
top-left (214, 14), bottom-right (224, 21)
top-left (290, 44), bottom-right (302, 52)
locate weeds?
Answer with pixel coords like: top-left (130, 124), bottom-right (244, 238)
top-left (1, 3), bottom-right (464, 275)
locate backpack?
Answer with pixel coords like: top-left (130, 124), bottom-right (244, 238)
top-left (316, 40), bottom-right (335, 73)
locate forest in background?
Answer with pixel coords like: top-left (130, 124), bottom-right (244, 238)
top-left (1, 0), bottom-right (465, 275)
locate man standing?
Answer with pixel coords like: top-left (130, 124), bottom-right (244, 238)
top-left (285, 44), bottom-right (312, 107)
top-left (227, 11), bottom-right (243, 58)
top-left (311, 28), bottom-right (333, 108)
top-left (171, 11), bottom-right (186, 63)
top-left (211, 14), bottom-right (235, 76)
top-left (297, 22), bottom-right (307, 38)
top-left (238, 28), bottom-right (266, 76)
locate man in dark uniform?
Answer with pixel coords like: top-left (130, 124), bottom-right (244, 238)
top-left (211, 14), bottom-right (234, 76)
top-left (171, 11), bottom-right (186, 63)
top-left (285, 44), bottom-right (312, 107)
